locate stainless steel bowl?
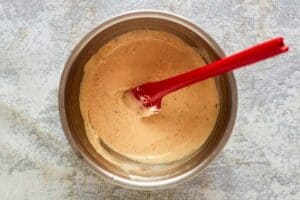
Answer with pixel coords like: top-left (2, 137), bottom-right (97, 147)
top-left (59, 10), bottom-right (237, 190)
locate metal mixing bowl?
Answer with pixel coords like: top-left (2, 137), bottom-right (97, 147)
top-left (59, 10), bottom-right (237, 190)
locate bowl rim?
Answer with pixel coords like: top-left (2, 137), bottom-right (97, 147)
top-left (59, 10), bottom-right (238, 190)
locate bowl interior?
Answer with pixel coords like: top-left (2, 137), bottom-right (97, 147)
top-left (59, 14), bottom-right (236, 188)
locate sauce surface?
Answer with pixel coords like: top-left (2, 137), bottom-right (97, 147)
top-left (80, 30), bottom-right (220, 164)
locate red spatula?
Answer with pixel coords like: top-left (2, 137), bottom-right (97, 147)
top-left (129, 37), bottom-right (288, 111)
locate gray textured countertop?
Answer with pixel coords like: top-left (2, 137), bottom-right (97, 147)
top-left (0, 1), bottom-right (299, 199)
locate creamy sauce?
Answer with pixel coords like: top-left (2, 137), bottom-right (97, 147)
top-left (80, 30), bottom-right (220, 164)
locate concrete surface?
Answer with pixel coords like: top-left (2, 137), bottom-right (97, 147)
top-left (0, 0), bottom-right (299, 199)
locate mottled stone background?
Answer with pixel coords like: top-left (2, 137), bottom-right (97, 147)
top-left (0, 0), bottom-right (299, 199)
